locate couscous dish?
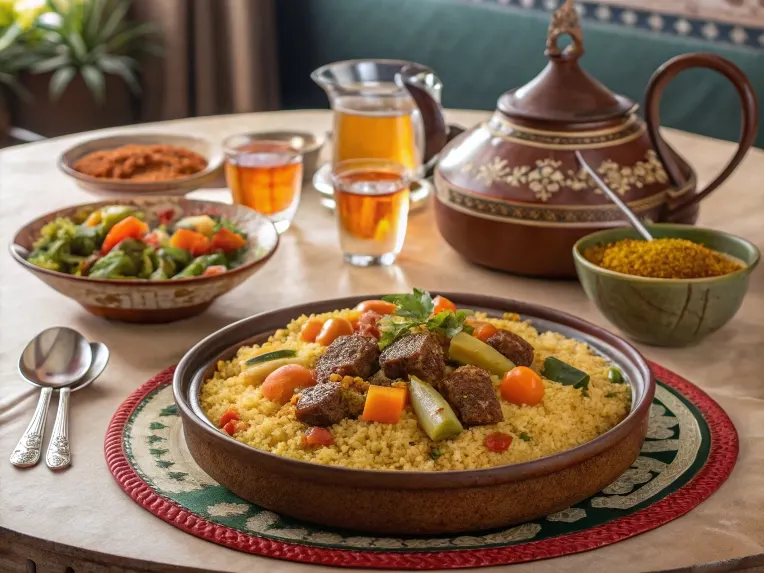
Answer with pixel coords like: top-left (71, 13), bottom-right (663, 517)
top-left (200, 289), bottom-right (631, 471)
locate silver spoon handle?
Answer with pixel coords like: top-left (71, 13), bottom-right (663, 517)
top-left (10, 387), bottom-right (52, 468)
top-left (575, 150), bottom-right (654, 241)
top-left (46, 387), bottom-right (71, 470)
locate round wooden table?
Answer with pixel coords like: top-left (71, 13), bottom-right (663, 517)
top-left (1, 110), bottom-right (763, 573)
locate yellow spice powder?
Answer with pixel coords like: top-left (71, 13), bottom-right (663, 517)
top-left (583, 238), bottom-right (743, 279)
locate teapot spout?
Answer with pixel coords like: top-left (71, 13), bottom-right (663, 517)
top-left (396, 64), bottom-right (450, 164)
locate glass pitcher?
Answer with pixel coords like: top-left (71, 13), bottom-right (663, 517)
top-left (312, 59), bottom-right (447, 179)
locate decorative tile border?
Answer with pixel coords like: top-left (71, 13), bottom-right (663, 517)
top-left (468, 0), bottom-right (764, 49)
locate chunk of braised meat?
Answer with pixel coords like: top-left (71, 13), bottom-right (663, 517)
top-left (380, 333), bottom-right (446, 387)
top-left (486, 330), bottom-right (534, 367)
top-left (331, 375), bottom-right (370, 418)
top-left (441, 365), bottom-right (504, 426)
top-left (295, 382), bottom-right (345, 427)
top-left (369, 369), bottom-right (397, 387)
top-left (314, 334), bottom-right (380, 384)
top-left (357, 310), bottom-right (382, 340)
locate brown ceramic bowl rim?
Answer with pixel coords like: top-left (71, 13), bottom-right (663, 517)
top-left (57, 132), bottom-right (223, 189)
top-left (573, 223), bottom-right (761, 284)
top-left (9, 197), bottom-right (279, 286)
top-left (173, 293), bottom-right (655, 489)
top-left (222, 131), bottom-right (326, 155)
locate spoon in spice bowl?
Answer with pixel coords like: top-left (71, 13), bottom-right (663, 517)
top-left (575, 151), bottom-right (654, 242)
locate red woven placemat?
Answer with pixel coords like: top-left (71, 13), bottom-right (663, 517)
top-left (105, 362), bottom-right (737, 569)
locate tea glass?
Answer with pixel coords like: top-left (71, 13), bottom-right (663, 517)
top-left (223, 135), bottom-right (303, 234)
top-left (330, 159), bottom-right (410, 267)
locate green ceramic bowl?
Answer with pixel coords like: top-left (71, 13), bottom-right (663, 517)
top-left (573, 224), bottom-right (760, 347)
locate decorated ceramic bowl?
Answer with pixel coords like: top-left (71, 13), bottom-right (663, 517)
top-left (173, 293), bottom-right (654, 534)
top-left (58, 133), bottom-right (224, 195)
top-left (573, 224), bottom-right (759, 347)
top-left (10, 197), bottom-right (279, 323)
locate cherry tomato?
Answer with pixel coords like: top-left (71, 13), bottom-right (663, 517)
top-left (474, 323), bottom-right (498, 343)
top-left (158, 209), bottom-right (175, 226)
top-left (303, 426), bottom-right (334, 447)
top-left (222, 421), bottom-right (237, 436)
top-left (203, 265), bottom-right (227, 276)
top-left (357, 310), bottom-right (382, 340)
top-left (432, 295), bottom-right (457, 316)
top-left (261, 365), bottom-right (316, 404)
top-left (500, 366), bottom-right (545, 406)
top-left (218, 408), bottom-right (239, 427)
top-left (355, 300), bottom-right (397, 315)
top-left (315, 317), bottom-right (354, 346)
top-left (300, 319), bottom-right (325, 342)
top-left (485, 432), bottom-right (513, 452)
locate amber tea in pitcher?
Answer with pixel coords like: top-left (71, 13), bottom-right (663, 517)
top-left (332, 95), bottom-right (419, 171)
top-left (331, 159), bottom-right (410, 267)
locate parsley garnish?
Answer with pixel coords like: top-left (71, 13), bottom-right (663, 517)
top-left (519, 432), bottom-right (532, 442)
top-left (605, 392), bottom-right (617, 398)
top-left (429, 447), bottom-right (443, 460)
top-left (377, 289), bottom-right (474, 349)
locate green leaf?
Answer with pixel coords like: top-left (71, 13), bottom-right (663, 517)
top-left (45, 0), bottom-right (64, 16)
top-left (377, 316), bottom-right (419, 350)
top-left (80, 64), bottom-right (104, 103)
top-left (99, 0), bottom-right (131, 42)
top-left (30, 54), bottom-right (72, 73)
top-left (67, 32), bottom-right (88, 62)
top-left (382, 288), bottom-right (434, 320)
top-left (86, 0), bottom-right (108, 42)
top-left (97, 54), bottom-right (140, 93)
top-left (0, 25), bottom-right (22, 53)
top-left (106, 22), bottom-right (160, 53)
top-left (49, 65), bottom-right (75, 100)
top-left (519, 432), bottom-right (532, 442)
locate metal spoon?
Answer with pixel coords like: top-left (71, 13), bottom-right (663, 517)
top-left (575, 150), bottom-right (654, 241)
top-left (45, 341), bottom-right (110, 470)
top-left (10, 327), bottom-right (92, 468)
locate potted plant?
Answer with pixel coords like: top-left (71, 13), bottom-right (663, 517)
top-left (0, 23), bottom-right (42, 140)
top-left (11, 0), bottom-right (161, 137)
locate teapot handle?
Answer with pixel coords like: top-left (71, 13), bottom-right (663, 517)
top-left (644, 53), bottom-right (759, 219)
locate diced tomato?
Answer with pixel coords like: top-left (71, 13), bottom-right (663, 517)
top-left (210, 227), bottom-right (247, 253)
top-left (203, 265), bottom-right (227, 276)
top-left (169, 228), bottom-right (210, 256)
top-left (302, 427), bottom-right (334, 447)
top-left (222, 421), bottom-right (237, 436)
top-left (158, 209), bottom-right (175, 225)
top-left (218, 409), bottom-right (240, 427)
top-left (431, 295), bottom-right (457, 316)
top-left (357, 310), bottom-right (381, 340)
top-left (485, 432), bottom-right (513, 452)
top-left (101, 216), bottom-right (149, 254)
top-left (500, 367), bottom-right (545, 406)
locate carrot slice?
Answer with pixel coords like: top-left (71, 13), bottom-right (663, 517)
top-left (218, 408), bottom-right (239, 427)
top-left (101, 216), bottom-right (149, 254)
top-left (169, 228), bottom-right (210, 256)
top-left (362, 385), bottom-right (408, 424)
top-left (210, 227), bottom-right (247, 253)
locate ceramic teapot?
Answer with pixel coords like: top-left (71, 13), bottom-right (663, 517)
top-left (398, 0), bottom-right (759, 278)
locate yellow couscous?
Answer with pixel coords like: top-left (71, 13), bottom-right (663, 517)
top-left (200, 306), bottom-right (631, 472)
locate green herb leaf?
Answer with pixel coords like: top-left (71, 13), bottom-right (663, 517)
top-left (605, 392), bottom-right (617, 398)
top-left (519, 432), bottom-right (532, 442)
top-left (378, 316), bottom-right (419, 350)
top-left (429, 447), bottom-right (443, 460)
top-left (382, 288), bottom-right (434, 320)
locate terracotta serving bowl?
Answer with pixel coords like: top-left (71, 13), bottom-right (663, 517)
top-left (574, 224), bottom-right (760, 347)
top-left (10, 197), bottom-right (279, 323)
top-left (173, 293), bottom-right (654, 535)
top-left (58, 133), bottom-right (224, 195)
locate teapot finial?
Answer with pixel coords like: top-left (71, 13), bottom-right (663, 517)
top-left (545, 0), bottom-right (584, 60)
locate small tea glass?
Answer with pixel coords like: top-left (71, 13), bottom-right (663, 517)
top-left (331, 158), bottom-right (411, 266)
top-left (223, 135), bottom-right (303, 234)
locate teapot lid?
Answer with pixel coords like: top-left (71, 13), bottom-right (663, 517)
top-left (498, 0), bottom-right (635, 123)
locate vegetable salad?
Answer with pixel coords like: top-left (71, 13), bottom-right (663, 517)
top-left (27, 205), bottom-right (249, 280)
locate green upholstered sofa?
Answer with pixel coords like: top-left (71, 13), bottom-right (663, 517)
top-left (275, 0), bottom-right (764, 147)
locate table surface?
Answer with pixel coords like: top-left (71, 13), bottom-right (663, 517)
top-left (1, 110), bottom-right (763, 573)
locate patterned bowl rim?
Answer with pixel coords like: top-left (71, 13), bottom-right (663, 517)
top-left (8, 197), bottom-right (279, 286)
top-left (173, 293), bottom-right (655, 487)
top-left (57, 132), bottom-right (224, 190)
top-left (572, 223), bottom-right (761, 284)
